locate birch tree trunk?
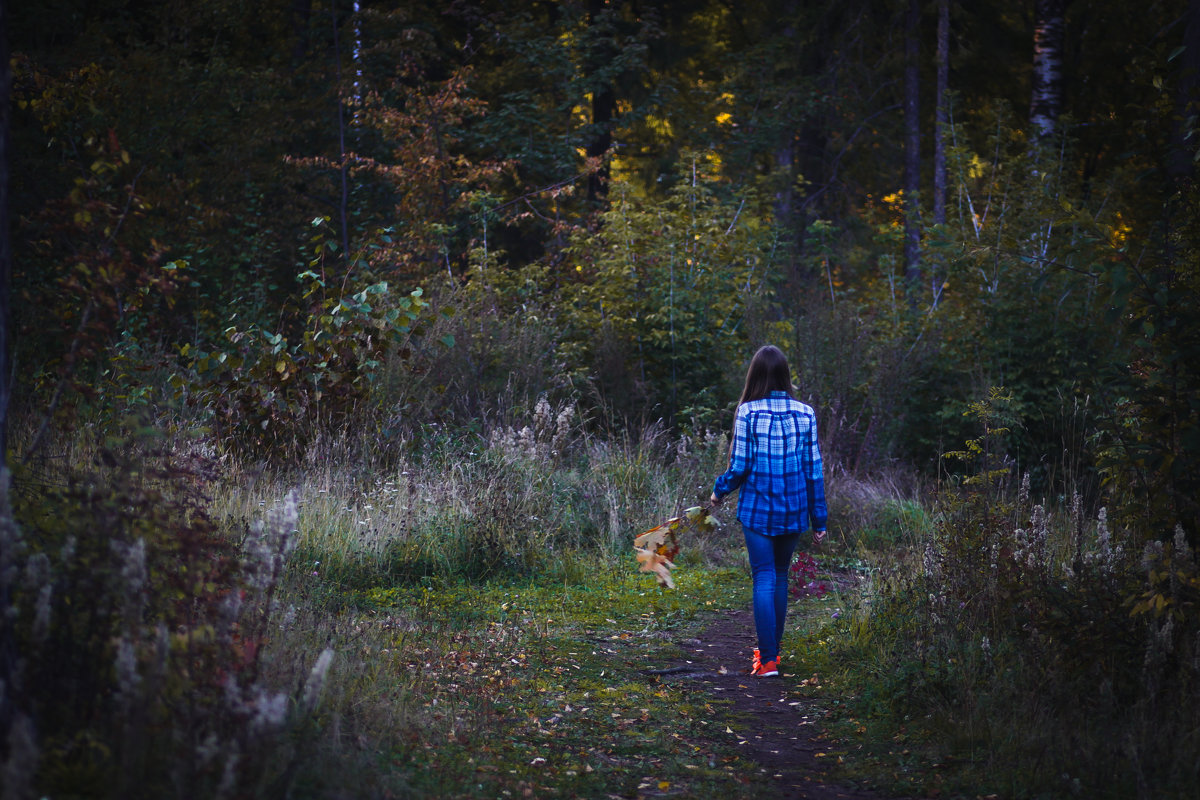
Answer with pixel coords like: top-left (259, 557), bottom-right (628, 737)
top-left (1030, 0), bottom-right (1067, 144)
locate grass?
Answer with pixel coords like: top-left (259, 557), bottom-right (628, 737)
top-left (274, 563), bottom-right (783, 798)
top-left (783, 470), bottom-right (1200, 800)
top-left (13, 399), bottom-right (1197, 799)
top-left (7, 408), bottom-right (940, 800)
top-left (189, 417), bottom-right (776, 798)
top-left (2, 405), bottom-right (760, 799)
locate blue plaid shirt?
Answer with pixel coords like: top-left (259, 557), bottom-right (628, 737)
top-left (713, 391), bottom-right (827, 535)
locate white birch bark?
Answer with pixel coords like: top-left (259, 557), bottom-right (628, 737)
top-left (1030, 0), bottom-right (1066, 142)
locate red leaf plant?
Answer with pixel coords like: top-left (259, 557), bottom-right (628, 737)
top-left (790, 551), bottom-right (829, 598)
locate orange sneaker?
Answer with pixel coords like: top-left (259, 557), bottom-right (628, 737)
top-left (752, 657), bottom-right (779, 677)
top-left (752, 649), bottom-right (780, 674)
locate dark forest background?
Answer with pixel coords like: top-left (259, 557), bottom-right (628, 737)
top-left (8, 0), bottom-right (1200, 518)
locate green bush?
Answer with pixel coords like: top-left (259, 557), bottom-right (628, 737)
top-left (558, 164), bottom-right (770, 426)
top-left (179, 220), bottom-right (450, 460)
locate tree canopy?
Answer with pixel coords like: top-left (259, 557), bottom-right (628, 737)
top-left (8, 0), bottom-right (1200, 538)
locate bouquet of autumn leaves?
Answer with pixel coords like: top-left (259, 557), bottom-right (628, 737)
top-left (633, 504), bottom-right (720, 589)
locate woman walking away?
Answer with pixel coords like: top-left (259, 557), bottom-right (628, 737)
top-left (710, 345), bottom-right (827, 677)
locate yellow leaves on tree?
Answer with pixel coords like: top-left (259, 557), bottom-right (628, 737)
top-left (633, 506), bottom-right (719, 589)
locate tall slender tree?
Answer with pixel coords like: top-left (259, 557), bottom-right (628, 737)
top-left (585, 0), bottom-right (620, 203)
top-left (331, 0), bottom-right (352, 261)
top-left (0, 0), bottom-right (8, 464)
top-left (1168, 0), bottom-right (1200, 183)
top-left (1030, 0), bottom-right (1067, 143)
top-left (931, 0), bottom-right (949, 306)
top-left (0, 0), bottom-right (15, 774)
top-left (933, 0), bottom-right (949, 230)
top-left (903, 0), bottom-right (921, 288)
top-left (773, 0), bottom-right (800, 245)
top-left (290, 0), bottom-right (312, 68)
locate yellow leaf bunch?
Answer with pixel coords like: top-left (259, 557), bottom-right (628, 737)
top-left (632, 506), bottom-right (719, 589)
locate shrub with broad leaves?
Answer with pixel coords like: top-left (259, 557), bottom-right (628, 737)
top-left (177, 220), bottom-right (451, 458)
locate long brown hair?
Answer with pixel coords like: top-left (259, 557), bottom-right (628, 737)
top-left (737, 345), bottom-right (793, 406)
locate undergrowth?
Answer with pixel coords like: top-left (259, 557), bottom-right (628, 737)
top-left (797, 391), bottom-right (1200, 799)
top-left (1, 401), bottom-right (755, 798)
top-left (3, 426), bottom-right (335, 799)
top-left (214, 397), bottom-right (736, 589)
top-left (12, 387), bottom-right (1196, 799)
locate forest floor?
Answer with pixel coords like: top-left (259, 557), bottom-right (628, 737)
top-left (324, 566), bottom-right (935, 799)
top-left (646, 607), bottom-right (911, 800)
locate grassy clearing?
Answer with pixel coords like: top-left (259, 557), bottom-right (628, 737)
top-left (204, 422), bottom-right (888, 798)
top-left (5, 404), bottom-right (774, 799)
top-left (275, 566), bottom-right (778, 798)
top-left (14, 392), bottom-right (1196, 799)
top-left (225, 418), bottom-right (771, 796)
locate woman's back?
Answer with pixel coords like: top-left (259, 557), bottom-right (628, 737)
top-left (726, 391), bottom-right (823, 535)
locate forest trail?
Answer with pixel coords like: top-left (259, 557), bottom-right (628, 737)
top-left (648, 608), bottom-right (913, 800)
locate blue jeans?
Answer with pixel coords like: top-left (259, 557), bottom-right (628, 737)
top-left (743, 528), bottom-right (801, 662)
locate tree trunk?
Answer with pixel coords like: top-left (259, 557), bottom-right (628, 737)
top-left (290, 0), bottom-right (312, 68)
top-left (1030, 0), bottom-right (1067, 144)
top-left (586, 0), bottom-right (618, 204)
top-left (587, 86), bottom-right (616, 203)
top-left (0, 0), bottom-right (10, 466)
top-left (794, 2), bottom-right (846, 244)
top-left (775, 1), bottom-right (800, 299)
top-left (774, 1), bottom-right (799, 244)
top-left (1168, 0), bottom-right (1200, 183)
top-left (331, 1), bottom-right (351, 261)
top-left (0, 0), bottom-right (16, 770)
top-left (931, 0), bottom-right (949, 305)
top-left (903, 0), bottom-right (921, 288)
top-left (933, 0), bottom-right (948, 228)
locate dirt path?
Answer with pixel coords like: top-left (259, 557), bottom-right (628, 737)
top-left (647, 608), bottom-right (911, 800)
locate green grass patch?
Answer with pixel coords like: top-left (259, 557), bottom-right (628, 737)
top-left (282, 563), bottom-right (793, 798)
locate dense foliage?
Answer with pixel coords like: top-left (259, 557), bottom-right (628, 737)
top-left (9, 0), bottom-right (1195, 495)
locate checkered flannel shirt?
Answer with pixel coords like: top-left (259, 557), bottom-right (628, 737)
top-left (712, 391), bottom-right (827, 535)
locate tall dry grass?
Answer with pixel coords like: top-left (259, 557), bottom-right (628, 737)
top-left (210, 398), bottom-right (737, 590)
top-left (200, 400), bottom-right (739, 794)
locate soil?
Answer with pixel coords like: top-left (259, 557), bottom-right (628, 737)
top-left (647, 608), bottom-right (915, 800)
